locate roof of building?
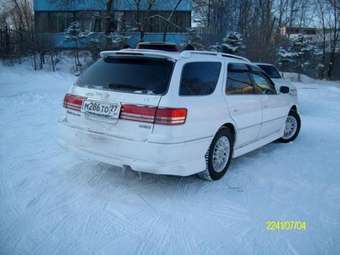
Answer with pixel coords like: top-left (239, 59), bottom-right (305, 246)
top-left (33, 0), bottom-right (192, 12)
top-left (282, 26), bottom-right (317, 35)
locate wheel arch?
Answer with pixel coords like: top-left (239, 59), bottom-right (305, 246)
top-left (290, 105), bottom-right (298, 113)
top-left (219, 122), bottom-right (236, 144)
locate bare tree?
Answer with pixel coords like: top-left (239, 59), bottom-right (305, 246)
top-left (315, 0), bottom-right (328, 78)
top-left (313, 0), bottom-right (339, 79)
top-left (326, 0), bottom-right (339, 78)
top-left (0, 0), bottom-right (34, 61)
top-left (128, 0), bottom-right (157, 41)
top-left (162, 0), bottom-right (184, 41)
top-left (103, 0), bottom-right (114, 48)
top-left (5, 0), bottom-right (33, 31)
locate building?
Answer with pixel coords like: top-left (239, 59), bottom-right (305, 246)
top-left (280, 26), bottom-right (340, 53)
top-left (33, 0), bottom-right (192, 48)
top-left (280, 26), bottom-right (340, 80)
top-left (280, 27), bottom-right (317, 37)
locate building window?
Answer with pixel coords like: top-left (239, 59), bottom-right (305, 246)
top-left (117, 11), bottom-right (190, 33)
top-left (35, 11), bottom-right (104, 33)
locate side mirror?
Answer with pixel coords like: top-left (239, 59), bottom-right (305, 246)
top-left (280, 86), bottom-right (290, 94)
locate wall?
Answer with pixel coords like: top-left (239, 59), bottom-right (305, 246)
top-left (48, 32), bottom-right (188, 48)
top-left (33, 0), bottom-right (192, 11)
top-left (35, 11), bottom-right (191, 33)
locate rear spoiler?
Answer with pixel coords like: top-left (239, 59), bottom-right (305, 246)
top-left (100, 50), bottom-right (176, 62)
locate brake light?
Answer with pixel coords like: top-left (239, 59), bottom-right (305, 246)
top-left (155, 108), bottom-right (187, 125)
top-left (120, 104), bottom-right (157, 123)
top-left (120, 104), bottom-right (187, 125)
top-left (63, 94), bottom-right (85, 112)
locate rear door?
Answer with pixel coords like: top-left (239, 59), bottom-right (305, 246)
top-left (249, 66), bottom-right (288, 139)
top-left (65, 56), bottom-right (174, 141)
top-left (153, 60), bottom-right (225, 143)
top-left (224, 63), bottom-right (262, 148)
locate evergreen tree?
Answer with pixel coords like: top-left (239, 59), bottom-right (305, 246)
top-left (64, 21), bottom-right (85, 74)
top-left (278, 34), bottom-right (321, 81)
top-left (209, 32), bottom-right (245, 55)
top-left (221, 32), bottom-right (244, 54)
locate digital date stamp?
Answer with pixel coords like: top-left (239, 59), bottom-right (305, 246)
top-left (266, 221), bottom-right (307, 231)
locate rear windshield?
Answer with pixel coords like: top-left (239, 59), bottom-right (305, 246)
top-left (76, 57), bottom-right (174, 95)
top-left (258, 65), bottom-right (281, 79)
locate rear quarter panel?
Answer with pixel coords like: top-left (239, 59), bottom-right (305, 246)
top-left (150, 58), bottom-right (232, 144)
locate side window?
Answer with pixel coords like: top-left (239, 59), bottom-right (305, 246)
top-left (179, 62), bottom-right (221, 96)
top-left (251, 72), bottom-right (277, 95)
top-left (226, 63), bottom-right (254, 95)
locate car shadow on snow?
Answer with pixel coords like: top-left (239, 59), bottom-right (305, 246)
top-left (76, 141), bottom-right (288, 182)
top-left (60, 138), bottom-right (301, 204)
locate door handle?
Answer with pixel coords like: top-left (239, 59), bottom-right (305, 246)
top-left (232, 108), bottom-right (238, 113)
top-left (264, 105), bottom-right (269, 109)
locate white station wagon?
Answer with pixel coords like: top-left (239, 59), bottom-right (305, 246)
top-left (59, 49), bottom-right (301, 181)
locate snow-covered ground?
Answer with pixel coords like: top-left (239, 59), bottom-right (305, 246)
top-left (1, 63), bottom-right (340, 255)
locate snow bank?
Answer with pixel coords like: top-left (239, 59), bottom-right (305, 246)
top-left (282, 72), bottom-right (315, 83)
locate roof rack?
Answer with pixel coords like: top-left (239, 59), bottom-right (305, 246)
top-left (221, 53), bottom-right (250, 62)
top-left (180, 50), bottom-right (250, 62)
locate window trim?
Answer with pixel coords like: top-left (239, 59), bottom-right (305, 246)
top-left (249, 70), bottom-right (278, 95)
top-left (257, 64), bottom-right (282, 79)
top-left (225, 63), bottom-right (278, 96)
top-left (179, 61), bottom-right (222, 97)
top-left (225, 63), bottom-right (255, 95)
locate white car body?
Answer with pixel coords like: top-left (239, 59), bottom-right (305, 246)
top-left (59, 50), bottom-right (299, 176)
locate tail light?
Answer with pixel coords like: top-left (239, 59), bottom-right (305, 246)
top-left (63, 94), bottom-right (85, 112)
top-left (155, 108), bottom-right (187, 125)
top-left (120, 104), bottom-right (187, 125)
top-left (120, 104), bottom-right (156, 123)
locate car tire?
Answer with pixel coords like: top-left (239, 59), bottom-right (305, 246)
top-left (277, 110), bottom-right (301, 143)
top-left (198, 127), bottom-right (234, 181)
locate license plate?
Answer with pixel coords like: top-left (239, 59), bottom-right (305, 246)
top-left (82, 100), bottom-right (120, 119)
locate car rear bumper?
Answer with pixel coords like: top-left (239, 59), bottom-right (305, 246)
top-left (58, 121), bottom-right (210, 176)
